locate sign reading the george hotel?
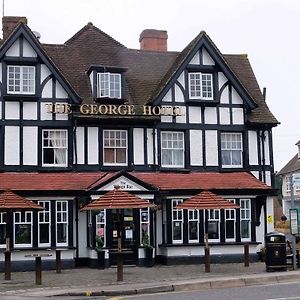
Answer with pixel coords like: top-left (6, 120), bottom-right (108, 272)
top-left (45, 103), bottom-right (185, 116)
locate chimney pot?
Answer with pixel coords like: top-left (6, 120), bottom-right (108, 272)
top-left (139, 29), bottom-right (168, 52)
top-left (2, 16), bottom-right (27, 40)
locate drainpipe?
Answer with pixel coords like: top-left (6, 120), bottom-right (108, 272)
top-left (152, 123), bottom-right (157, 169)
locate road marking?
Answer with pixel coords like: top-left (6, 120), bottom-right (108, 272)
top-left (267, 297), bottom-right (300, 300)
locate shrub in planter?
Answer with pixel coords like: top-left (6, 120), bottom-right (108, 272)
top-left (142, 234), bottom-right (154, 267)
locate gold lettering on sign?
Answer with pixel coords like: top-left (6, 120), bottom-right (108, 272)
top-left (46, 103), bottom-right (185, 117)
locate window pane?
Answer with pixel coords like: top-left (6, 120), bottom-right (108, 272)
top-left (208, 221), bottom-right (219, 239)
top-left (226, 220), bottom-right (235, 239)
top-left (15, 224), bottom-right (31, 244)
top-left (57, 223), bottom-right (67, 243)
top-left (172, 221), bottom-right (182, 240)
top-left (241, 220), bottom-right (250, 238)
top-left (39, 224), bottom-right (50, 244)
top-left (189, 221), bottom-right (198, 241)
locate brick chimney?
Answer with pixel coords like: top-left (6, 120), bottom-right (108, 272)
top-left (139, 29), bottom-right (168, 52)
top-left (2, 16), bottom-right (27, 40)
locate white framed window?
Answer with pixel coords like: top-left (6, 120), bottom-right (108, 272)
top-left (207, 209), bottom-right (220, 242)
top-left (225, 199), bottom-right (236, 242)
top-left (172, 199), bottom-right (183, 244)
top-left (56, 201), bottom-right (68, 246)
top-left (188, 72), bottom-right (213, 100)
top-left (221, 133), bottom-right (243, 167)
top-left (240, 199), bottom-right (251, 241)
top-left (161, 131), bottom-right (184, 168)
top-left (103, 130), bottom-right (127, 165)
top-left (140, 208), bottom-right (150, 245)
top-left (42, 129), bottom-right (68, 167)
top-left (188, 209), bottom-right (199, 243)
top-left (96, 210), bottom-right (106, 247)
top-left (286, 176), bottom-right (291, 192)
top-left (7, 65), bottom-right (35, 94)
top-left (97, 72), bottom-right (121, 99)
top-left (38, 201), bottom-right (51, 247)
top-left (14, 211), bottom-right (32, 247)
top-left (0, 213), bottom-right (6, 248)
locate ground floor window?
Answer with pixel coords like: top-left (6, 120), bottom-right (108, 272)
top-left (172, 199), bottom-right (183, 243)
top-left (225, 199), bottom-right (236, 241)
top-left (240, 199), bottom-right (251, 240)
top-left (38, 201), bottom-right (51, 247)
top-left (0, 213), bottom-right (6, 247)
top-left (56, 201), bottom-right (68, 246)
top-left (207, 209), bottom-right (220, 242)
top-left (140, 208), bottom-right (150, 245)
top-left (96, 210), bottom-right (106, 247)
top-left (188, 210), bottom-right (199, 242)
top-left (14, 211), bottom-right (32, 247)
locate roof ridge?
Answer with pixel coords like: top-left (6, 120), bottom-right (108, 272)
top-left (65, 22), bottom-right (126, 48)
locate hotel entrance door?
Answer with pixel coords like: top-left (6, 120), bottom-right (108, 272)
top-left (109, 208), bottom-right (138, 265)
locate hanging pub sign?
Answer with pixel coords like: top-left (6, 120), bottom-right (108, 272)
top-left (45, 103), bottom-right (185, 117)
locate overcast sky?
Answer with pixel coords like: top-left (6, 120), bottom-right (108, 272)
top-left (3, 0), bottom-right (300, 171)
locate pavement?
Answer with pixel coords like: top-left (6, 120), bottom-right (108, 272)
top-left (1, 262), bottom-right (300, 298)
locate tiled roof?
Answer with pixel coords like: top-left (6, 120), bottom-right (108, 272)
top-left (132, 171), bottom-right (271, 191)
top-left (0, 190), bottom-right (44, 210)
top-left (0, 172), bottom-right (108, 191)
top-left (40, 24), bottom-right (277, 124)
top-left (0, 171), bottom-right (272, 193)
top-left (81, 187), bottom-right (156, 210)
top-left (176, 191), bottom-right (240, 210)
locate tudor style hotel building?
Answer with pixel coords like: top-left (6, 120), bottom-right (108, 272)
top-left (0, 16), bottom-right (278, 269)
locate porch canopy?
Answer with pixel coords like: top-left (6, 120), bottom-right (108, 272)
top-left (0, 190), bottom-right (44, 211)
top-left (0, 190), bottom-right (44, 280)
top-left (80, 186), bottom-right (156, 281)
top-left (80, 187), bottom-right (156, 210)
top-left (176, 190), bottom-right (239, 210)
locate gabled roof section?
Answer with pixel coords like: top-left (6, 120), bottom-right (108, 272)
top-left (88, 170), bottom-right (157, 192)
top-left (277, 154), bottom-right (300, 175)
top-left (0, 23), bottom-right (81, 103)
top-left (150, 31), bottom-right (278, 125)
top-left (152, 31), bottom-right (256, 109)
top-left (44, 23), bottom-right (177, 105)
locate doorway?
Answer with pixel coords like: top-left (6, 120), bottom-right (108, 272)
top-left (109, 209), bottom-right (138, 265)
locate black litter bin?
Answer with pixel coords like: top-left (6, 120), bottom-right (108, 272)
top-left (265, 232), bottom-right (287, 272)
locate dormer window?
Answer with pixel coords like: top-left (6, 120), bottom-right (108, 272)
top-left (188, 72), bottom-right (213, 100)
top-left (97, 72), bottom-right (121, 99)
top-left (7, 65), bottom-right (35, 94)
